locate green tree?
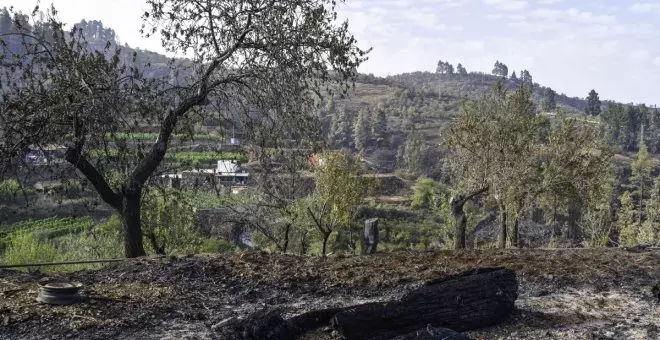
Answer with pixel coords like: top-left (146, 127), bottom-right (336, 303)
top-left (402, 131), bottom-right (424, 175)
top-left (306, 151), bottom-right (371, 257)
top-left (510, 71), bottom-right (517, 81)
top-left (541, 88), bottom-right (557, 112)
top-left (601, 101), bottom-right (627, 147)
top-left (0, 7), bottom-right (11, 34)
top-left (371, 104), bottom-right (387, 147)
top-left (353, 109), bottom-right (370, 153)
top-left (410, 177), bottom-right (442, 210)
top-left (456, 63), bottom-right (467, 75)
top-left (329, 106), bottom-right (352, 148)
top-left (628, 144), bottom-right (653, 228)
top-left (520, 70), bottom-right (532, 87)
top-left (492, 61), bottom-right (508, 77)
top-left (447, 82), bottom-right (612, 248)
top-left (647, 106), bottom-right (660, 153)
top-left (0, 2), bottom-right (368, 258)
top-left (436, 60), bottom-right (453, 75)
top-left (586, 89), bottom-right (602, 116)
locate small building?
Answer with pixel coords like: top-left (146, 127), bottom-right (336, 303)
top-left (217, 160), bottom-right (249, 184)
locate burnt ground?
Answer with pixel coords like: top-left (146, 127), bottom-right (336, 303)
top-left (1, 249), bottom-right (658, 340)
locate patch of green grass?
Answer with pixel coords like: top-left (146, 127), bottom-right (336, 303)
top-left (0, 217), bottom-right (94, 251)
top-left (0, 179), bottom-right (30, 199)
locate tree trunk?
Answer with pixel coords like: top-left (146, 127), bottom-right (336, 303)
top-left (512, 217), bottom-right (519, 248)
top-left (453, 209), bottom-right (467, 250)
top-left (282, 224), bottom-right (291, 253)
top-left (452, 187), bottom-right (489, 249)
top-left (499, 202), bottom-right (507, 249)
top-left (121, 193), bottom-right (147, 258)
top-left (321, 231), bottom-right (331, 257)
top-left (362, 218), bottom-right (379, 255)
top-left (332, 267), bottom-right (517, 339)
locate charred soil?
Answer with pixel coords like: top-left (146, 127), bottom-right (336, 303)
top-left (1, 248), bottom-right (658, 339)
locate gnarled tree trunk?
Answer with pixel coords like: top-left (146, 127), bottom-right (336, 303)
top-left (498, 201), bottom-right (507, 249)
top-left (121, 192), bottom-right (147, 258)
top-left (451, 187), bottom-right (488, 249)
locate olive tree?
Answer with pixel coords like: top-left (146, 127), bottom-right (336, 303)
top-left (446, 82), bottom-right (612, 249)
top-left (0, 1), bottom-right (369, 257)
top-left (306, 151), bottom-right (371, 257)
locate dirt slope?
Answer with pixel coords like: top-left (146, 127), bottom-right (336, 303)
top-left (1, 249), bottom-right (658, 339)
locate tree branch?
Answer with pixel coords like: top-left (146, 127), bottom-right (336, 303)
top-left (65, 147), bottom-right (122, 210)
top-left (130, 17), bottom-right (253, 187)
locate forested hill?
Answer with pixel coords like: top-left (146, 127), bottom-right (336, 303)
top-left (3, 8), bottom-right (658, 172)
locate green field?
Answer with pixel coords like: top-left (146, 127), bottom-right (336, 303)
top-left (0, 216), bottom-right (94, 251)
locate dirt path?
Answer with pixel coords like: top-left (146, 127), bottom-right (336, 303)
top-left (1, 249), bottom-right (658, 339)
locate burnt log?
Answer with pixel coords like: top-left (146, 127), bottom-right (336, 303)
top-left (362, 218), bottom-right (380, 255)
top-left (331, 267), bottom-right (517, 340)
top-left (391, 326), bottom-right (473, 340)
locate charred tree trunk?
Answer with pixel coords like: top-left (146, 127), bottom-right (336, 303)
top-left (321, 231), bottom-right (331, 257)
top-left (499, 201), bottom-right (507, 249)
top-left (282, 224), bottom-right (291, 253)
top-left (512, 217), bottom-right (519, 248)
top-left (452, 187), bottom-right (489, 249)
top-left (362, 218), bottom-right (379, 255)
top-left (332, 267), bottom-right (517, 339)
top-left (121, 192), bottom-right (147, 258)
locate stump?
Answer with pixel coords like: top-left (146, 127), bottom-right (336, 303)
top-left (362, 218), bottom-right (379, 255)
top-left (331, 267), bottom-right (517, 340)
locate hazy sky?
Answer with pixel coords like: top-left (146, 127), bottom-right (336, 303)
top-left (5, 0), bottom-right (660, 105)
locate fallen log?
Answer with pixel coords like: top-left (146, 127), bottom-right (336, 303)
top-left (331, 267), bottom-right (517, 340)
top-left (391, 326), bottom-right (473, 340)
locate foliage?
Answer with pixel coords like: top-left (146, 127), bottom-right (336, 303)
top-left (492, 61), bottom-right (508, 78)
top-left (586, 89), bottom-right (602, 116)
top-left (0, 217), bottom-right (94, 251)
top-left (1, 1), bottom-right (368, 257)
top-left (446, 82), bottom-right (612, 248)
top-left (410, 177), bottom-right (442, 210)
top-left (140, 188), bottom-right (234, 255)
top-left (353, 109), bottom-right (370, 153)
top-left (0, 179), bottom-right (24, 198)
top-left (0, 232), bottom-right (59, 270)
top-left (306, 151), bottom-right (374, 256)
top-left (541, 88), bottom-right (556, 112)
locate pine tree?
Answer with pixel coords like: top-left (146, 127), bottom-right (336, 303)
top-left (629, 144), bottom-right (653, 230)
top-left (541, 88), bottom-right (557, 112)
top-left (0, 8), bottom-right (11, 34)
top-left (648, 106), bottom-right (660, 153)
top-left (353, 109), bottom-right (370, 153)
top-left (643, 176), bottom-right (660, 245)
top-left (510, 71), bottom-right (518, 82)
top-left (456, 63), bottom-right (467, 75)
top-left (520, 70), bottom-right (532, 87)
top-left (371, 104), bottom-right (387, 147)
top-left (585, 89), bottom-right (601, 116)
top-left (329, 106), bottom-right (350, 148)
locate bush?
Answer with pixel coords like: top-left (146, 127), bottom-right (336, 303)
top-left (201, 237), bottom-right (233, 253)
top-left (0, 179), bottom-right (23, 199)
top-left (1, 232), bottom-right (59, 270)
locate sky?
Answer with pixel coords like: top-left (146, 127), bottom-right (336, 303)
top-left (4, 0), bottom-right (660, 105)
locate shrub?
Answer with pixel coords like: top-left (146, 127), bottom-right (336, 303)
top-left (1, 232), bottom-right (59, 270)
top-left (0, 179), bottom-right (23, 198)
top-left (201, 237), bottom-right (233, 253)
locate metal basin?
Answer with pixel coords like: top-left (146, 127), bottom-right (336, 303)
top-left (36, 281), bottom-right (84, 305)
